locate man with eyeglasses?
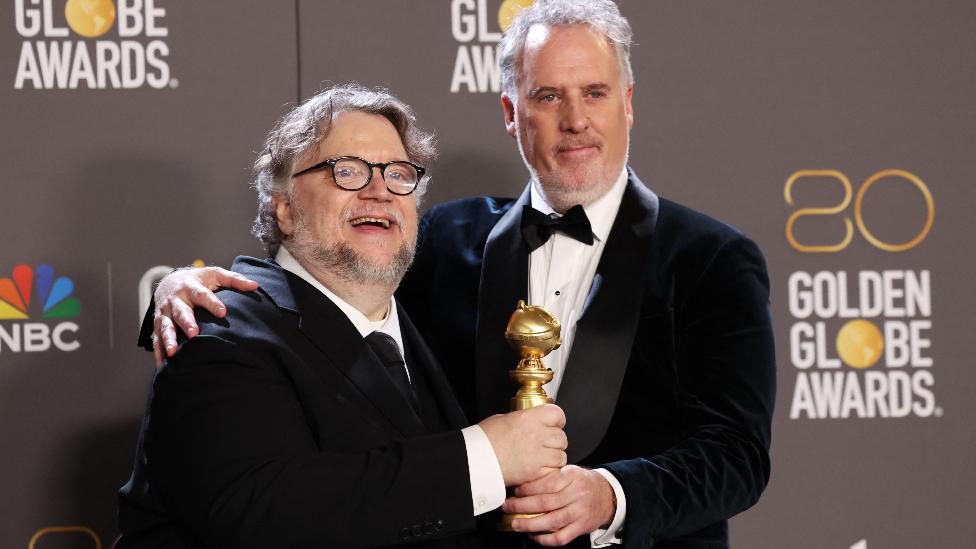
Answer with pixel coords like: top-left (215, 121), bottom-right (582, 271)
top-left (140, 1), bottom-right (776, 547)
top-left (117, 84), bottom-right (570, 549)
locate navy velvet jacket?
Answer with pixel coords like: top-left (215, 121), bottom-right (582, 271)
top-left (396, 170), bottom-right (776, 548)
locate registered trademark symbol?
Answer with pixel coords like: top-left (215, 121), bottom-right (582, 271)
top-left (934, 406), bottom-right (943, 417)
top-left (169, 78), bottom-right (179, 88)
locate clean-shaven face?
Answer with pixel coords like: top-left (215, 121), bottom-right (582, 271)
top-left (503, 24), bottom-right (634, 212)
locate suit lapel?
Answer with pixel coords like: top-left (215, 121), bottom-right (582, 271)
top-left (475, 186), bottom-right (531, 419)
top-left (556, 173), bottom-right (660, 463)
top-left (282, 271), bottom-right (428, 439)
top-left (398, 302), bottom-right (469, 429)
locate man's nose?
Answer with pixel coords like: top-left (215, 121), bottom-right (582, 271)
top-left (560, 97), bottom-right (589, 133)
top-left (357, 167), bottom-right (394, 200)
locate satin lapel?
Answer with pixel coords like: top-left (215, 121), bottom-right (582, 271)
top-left (284, 273), bottom-right (427, 438)
top-left (475, 186), bottom-right (531, 420)
top-left (557, 173), bottom-right (660, 463)
top-left (397, 302), bottom-right (469, 429)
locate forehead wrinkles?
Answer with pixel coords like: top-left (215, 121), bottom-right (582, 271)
top-left (518, 26), bottom-right (621, 91)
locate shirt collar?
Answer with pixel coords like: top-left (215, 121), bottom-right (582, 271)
top-left (274, 247), bottom-right (404, 352)
top-left (529, 166), bottom-right (629, 243)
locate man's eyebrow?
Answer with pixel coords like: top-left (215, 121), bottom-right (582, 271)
top-left (528, 86), bottom-right (560, 98)
top-left (584, 82), bottom-right (613, 93)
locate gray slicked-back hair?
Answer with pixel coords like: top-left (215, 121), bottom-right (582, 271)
top-left (251, 83), bottom-right (436, 256)
top-left (498, 0), bottom-right (634, 99)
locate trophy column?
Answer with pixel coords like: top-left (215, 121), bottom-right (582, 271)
top-left (499, 300), bottom-right (561, 531)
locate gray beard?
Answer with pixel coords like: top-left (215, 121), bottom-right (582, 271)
top-left (288, 207), bottom-right (416, 288)
top-left (303, 238), bottom-right (414, 288)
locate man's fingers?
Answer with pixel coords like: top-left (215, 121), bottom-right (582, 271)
top-left (516, 466), bottom-right (572, 497)
top-left (545, 427), bottom-right (568, 450)
top-left (151, 335), bottom-right (163, 367)
top-left (543, 448), bottom-right (568, 470)
top-left (169, 298), bottom-right (200, 337)
top-left (156, 315), bottom-right (178, 356)
top-left (503, 491), bottom-right (568, 514)
top-left (528, 521), bottom-right (585, 547)
top-left (511, 506), bottom-right (573, 536)
top-left (220, 271), bottom-right (259, 292)
top-left (539, 404), bottom-right (566, 428)
top-left (185, 284), bottom-right (225, 318)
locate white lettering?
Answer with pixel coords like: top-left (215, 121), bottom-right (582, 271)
top-left (145, 40), bottom-right (169, 88)
top-left (14, 41), bottom-right (42, 89)
top-left (42, 0), bottom-right (68, 37)
top-left (36, 41), bottom-right (73, 88)
top-left (0, 324), bottom-right (21, 352)
top-left (788, 271), bottom-right (813, 318)
top-left (882, 270), bottom-right (906, 316)
top-left (910, 319), bottom-right (933, 367)
top-left (68, 41), bottom-right (96, 88)
top-left (450, 45), bottom-right (476, 93)
top-left (789, 372), bottom-right (815, 419)
top-left (912, 370), bottom-right (936, 416)
top-left (145, 0), bottom-right (168, 37)
top-left (884, 321), bottom-right (910, 367)
top-left (96, 41), bottom-right (122, 88)
top-left (477, 0), bottom-right (501, 41)
top-left (24, 323), bottom-right (51, 352)
top-left (451, 0), bottom-right (476, 42)
top-left (52, 322), bottom-right (80, 351)
top-left (121, 41), bottom-right (146, 88)
top-left (118, 0), bottom-right (144, 37)
top-left (905, 270), bottom-right (931, 317)
top-left (790, 322), bottom-right (815, 369)
top-left (14, 0), bottom-right (42, 37)
top-left (859, 271), bottom-right (883, 317)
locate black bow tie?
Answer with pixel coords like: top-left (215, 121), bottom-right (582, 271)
top-left (520, 204), bottom-right (594, 252)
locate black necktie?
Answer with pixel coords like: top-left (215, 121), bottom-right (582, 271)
top-left (364, 331), bottom-right (418, 413)
top-left (520, 204), bottom-right (594, 252)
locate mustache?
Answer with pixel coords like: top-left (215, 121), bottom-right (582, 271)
top-left (554, 138), bottom-right (601, 154)
top-left (342, 205), bottom-right (407, 226)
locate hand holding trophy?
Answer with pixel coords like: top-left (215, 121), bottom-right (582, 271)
top-left (499, 299), bottom-right (561, 531)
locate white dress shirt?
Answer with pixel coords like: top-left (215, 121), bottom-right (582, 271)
top-left (276, 247), bottom-right (505, 517)
top-left (527, 168), bottom-right (629, 546)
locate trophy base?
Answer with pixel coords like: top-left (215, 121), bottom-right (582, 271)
top-left (498, 512), bottom-right (544, 532)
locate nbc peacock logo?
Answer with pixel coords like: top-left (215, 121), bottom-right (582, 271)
top-left (0, 264), bottom-right (81, 353)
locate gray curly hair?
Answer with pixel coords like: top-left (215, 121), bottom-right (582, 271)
top-left (251, 84), bottom-right (436, 256)
top-left (498, 0), bottom-right (634, 99)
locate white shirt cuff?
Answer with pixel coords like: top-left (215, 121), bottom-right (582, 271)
top-left (461, 425), bottom-right (506, 516)
top-left (589, 468), bottom-right (626, 547)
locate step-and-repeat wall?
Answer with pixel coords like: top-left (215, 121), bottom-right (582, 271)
top-left (2, 1), bottom-right (973, 548)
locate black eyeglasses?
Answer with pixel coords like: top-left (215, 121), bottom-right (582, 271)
top-left (291, 156), bottom-right (425, 196)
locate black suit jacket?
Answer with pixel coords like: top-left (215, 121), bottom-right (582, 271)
top-left (397, 170), bottom-right (776, 548)
top-left (120, 257), bottom-right (482, 549)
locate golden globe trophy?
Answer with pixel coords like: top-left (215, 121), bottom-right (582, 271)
top-left (499, 299), bottom-right (561, 532)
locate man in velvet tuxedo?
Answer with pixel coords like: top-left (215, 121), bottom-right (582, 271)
top-left (143, 1), bottom-right (775, 547)
top-left (118, 85), bottom-right (570, 548)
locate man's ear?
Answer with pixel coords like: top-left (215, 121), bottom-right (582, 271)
top-left (274, 195), bottom-right (294, 237)
top-left (501, 93), bottom-right (517, 138)
top-left (624, 84), bottom-right (635, 130)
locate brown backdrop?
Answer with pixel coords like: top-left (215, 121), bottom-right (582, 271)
top-left (2, 1), bottom-right (973, 547)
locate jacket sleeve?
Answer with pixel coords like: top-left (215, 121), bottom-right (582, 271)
top-left (146, 334), bottom-right (476, 548)
top-left (601, 236), bottom-right (776, 546)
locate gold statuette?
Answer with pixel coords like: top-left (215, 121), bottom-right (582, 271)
top-left (499, 299), bottom-right (561, 531)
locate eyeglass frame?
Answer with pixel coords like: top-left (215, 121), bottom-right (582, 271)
top-left (290, 155), bottom-right (426, 196)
